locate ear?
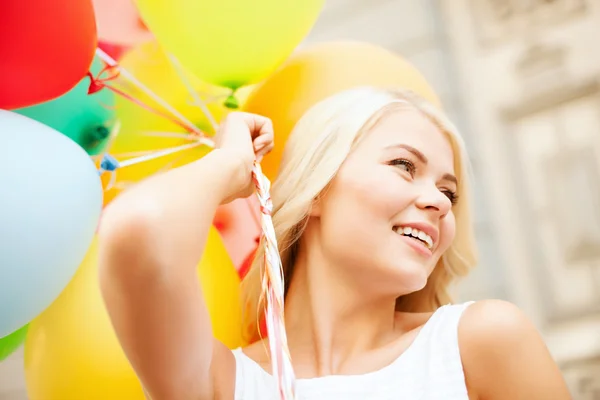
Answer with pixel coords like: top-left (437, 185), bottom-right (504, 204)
top-left (308, 194), bottom-right (323, 217)
top-left (308, 200), bottom-right (321, 217)
top-left (309, 183), bottom-right (333, 218)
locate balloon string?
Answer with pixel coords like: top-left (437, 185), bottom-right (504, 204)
top-left (142, 131), bottom-right (198, 140)
top-left (167, 53), bottom-right (219, 132)
top-left (87, 67), bottom-right (201, 135)
top-left (120, 140), bottom-right (213, 168)
top-left (98, 139), bottom-right (213, 190)
top-left (94, 47), bottom-right (204, 136)
top-left (252, 161), bottom-right (296, 400)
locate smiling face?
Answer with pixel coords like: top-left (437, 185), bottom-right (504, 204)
top-left (311, 107), bottom-right (458, 296)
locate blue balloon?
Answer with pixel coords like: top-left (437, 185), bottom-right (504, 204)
top-left (0, 110), bottom-right (102, 337)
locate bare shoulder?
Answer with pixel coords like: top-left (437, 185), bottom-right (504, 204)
top-left (458, 299), bottom-right (572, 400)
top-left (459, 299), bottom-right (533, 344)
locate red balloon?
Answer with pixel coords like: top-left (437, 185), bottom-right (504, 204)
top-left (98, 41), bottom-right (128, 61)
top-left (0, 0), bottom-right (97, 109)
top-left (212, 198), bottom-right (261, 270)
top-left (238, 236), bottom-right (260, 280)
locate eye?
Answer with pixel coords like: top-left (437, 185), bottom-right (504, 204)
top-left (389, 158), bottom-right (416, 176)
top-left (441, 189), bottom-right (459, 206)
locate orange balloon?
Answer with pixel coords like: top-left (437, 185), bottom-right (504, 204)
top-left (242, 41), bottom-right (441, 179)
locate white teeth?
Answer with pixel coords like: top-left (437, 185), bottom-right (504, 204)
top-left (394, 226), bottom-right (434, 249)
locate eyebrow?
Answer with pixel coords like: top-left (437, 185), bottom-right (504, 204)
top-left (385, 143), bottom-right (458, 186)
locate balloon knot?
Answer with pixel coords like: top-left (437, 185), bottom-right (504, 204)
top-left (224, 93), bottom-right (239, 109)
top-left (98, 153), bottom-right (120, 173)
top-left (87, 65), bottom-right (120, 95)
top-left (88, 73), bottom-right (105, 95)
top-left (91, 125), bottom-right (111, 141)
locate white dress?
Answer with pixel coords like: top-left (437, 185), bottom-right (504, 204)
top-left (232, 301), bottom-right (474, 399)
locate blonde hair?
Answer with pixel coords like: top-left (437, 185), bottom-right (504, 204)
top-left (240, 87), bottom-right (477, 343)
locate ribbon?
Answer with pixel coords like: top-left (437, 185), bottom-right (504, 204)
top-left (252, 161), bottom-right (296, 399)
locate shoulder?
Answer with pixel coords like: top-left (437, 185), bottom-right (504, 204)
top-left (457, 299), bottom-right (540, 368)
top-left (458, 299), bottom-right (532, 345)
top-left (457, 300), bottom-right (571, 400)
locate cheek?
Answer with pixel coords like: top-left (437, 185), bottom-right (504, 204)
top-left (438, 212), bottom-right (457, 253)
top-left (319, 171), bottom-right (396, 254)
top-left (337, 168), bottom-right (404, 219)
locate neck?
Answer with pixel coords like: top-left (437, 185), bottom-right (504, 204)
top-left (283, 233), bottom-right (398, 377)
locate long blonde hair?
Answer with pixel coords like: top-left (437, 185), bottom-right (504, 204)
top-left (240, 87), bottom-right (477, 343)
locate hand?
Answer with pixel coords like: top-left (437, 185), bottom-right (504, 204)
top-left (213, 112), bottom-right (274, 202)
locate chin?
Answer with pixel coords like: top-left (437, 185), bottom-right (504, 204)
top-left (376, 260), bottom-right (431, 296)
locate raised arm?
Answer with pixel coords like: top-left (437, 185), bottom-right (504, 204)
top-left (98, 112), bottom-right (274, 400)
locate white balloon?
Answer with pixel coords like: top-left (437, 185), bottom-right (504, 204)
top-left (0, 110), bottom-right (102, 337)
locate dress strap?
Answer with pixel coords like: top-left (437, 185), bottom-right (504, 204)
top-left (232, 348), bottom-right (275, 399)
top-left (411, 301), bottom-right (475, 398)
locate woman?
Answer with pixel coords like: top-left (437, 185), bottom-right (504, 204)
top-left (99, 87), bottom-right (572, 399)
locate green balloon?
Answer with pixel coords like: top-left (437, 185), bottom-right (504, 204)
top-left (0, 324), bottom-right (28, 361)
top-left (14, 56), bottom-right (116, 155)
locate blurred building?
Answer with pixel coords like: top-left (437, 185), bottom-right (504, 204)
top-left (438, 1), bottom-right (600, 398)
top-left (1, 1), bottom-right (599, 399)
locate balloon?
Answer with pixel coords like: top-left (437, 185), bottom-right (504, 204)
top-left (0, 324), bottom-right (28, 361)
top-left (238, 237), bottom-right (260, 280)
top-left (0, 111), bottom-right (102, 337)
top-left (98, 41), bottom-right (128, 61)
top-left (0, 0), bottom-right (97, 109)
top-left (25, 228), bottom-right (243, 400)
top-left (200, 227), bottom-right (245, 346)
top-left (213, 198), bottom-right (261, 271)
top-left (92, 0), bottom-right (153, 46)
top-left (14, 56), bottom-right (116, 156)
top-left (25, 238), bottom-right (145, 400)
top-left (103, 41), bottom-right (252, 206)
top-left (243, 41), bottom-right (442, 179)
top-left (134, 0), bottom-right (324, 89)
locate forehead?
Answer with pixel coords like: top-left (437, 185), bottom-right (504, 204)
top-left (356, 108), bottom-right (455, 172)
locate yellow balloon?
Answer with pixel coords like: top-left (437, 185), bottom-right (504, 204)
top-left (134, 0), bottom-right (324, 89)
top-left (104, 41), bottom-right (254, 206)
top-left (200, 227), bottom-right (245, 348)
top-left (25, 227), bottom-right (243, 400)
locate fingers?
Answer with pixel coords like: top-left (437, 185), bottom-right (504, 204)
top-left (230, 111), bottom-right (275, 161)
top-left (218, 111), bottom-right (275, 162)
top-left (226, 111), bottom-right (273, 139)
top-left (253, 131), bottom-right (274, 156)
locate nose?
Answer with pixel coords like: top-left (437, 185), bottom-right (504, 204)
top-left (415, 182), bottom-right (452, 218)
